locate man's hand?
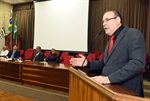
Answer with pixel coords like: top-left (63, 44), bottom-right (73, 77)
top-left (91, 76), bottom-right (110, 84)
top-left (70, 54), bottom-right (87, 67)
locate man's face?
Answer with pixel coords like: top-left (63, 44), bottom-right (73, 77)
top-left (51, 50), bottom-right (56, 55)
top-left (3, 46), bottom-right (6, 50)
top-left (102, 11), bottom-right (120, 36)
top-left (13, 45), bottom-right (17, 50)
top-left (36, 47), bottom-right (40, 52)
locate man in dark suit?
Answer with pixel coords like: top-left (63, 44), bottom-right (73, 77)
top-left (32, 46), bottom-right (44, 61)
top-left (70, 10), bottom-right (145, 97)
top-left (7, 44), bottom-right (20, 59)
top-left (46, 48), bottom-right (59, 63)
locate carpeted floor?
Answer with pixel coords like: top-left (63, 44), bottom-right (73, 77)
top-left (0, 75), bottom-right (149, 101)
top-left (0, 80), bottom-right (68, 101)
top-left (0, 90), bottom-right (36, 101)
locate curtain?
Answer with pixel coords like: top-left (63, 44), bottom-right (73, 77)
top-left (89, 0), bottom-right (150, 55)
top-left (145, 0), bottom-right (150, 54)
top-left (12, 1), bottom-right (150, 55)
top-left (13, 3), bottom-right (34, 50)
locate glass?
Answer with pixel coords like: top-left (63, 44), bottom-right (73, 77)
top-left (102, 16), bottom-right (117, 24)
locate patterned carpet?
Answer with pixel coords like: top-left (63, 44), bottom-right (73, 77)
top-left (0, 90), bottom-right (36, 101)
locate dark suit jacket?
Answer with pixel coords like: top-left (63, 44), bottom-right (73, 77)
top-left (87, 26), bottom-right (146, 97)
top-left (7, 50), bottom-right (20, 59)
top-left (46, 54), bottom-right (60, 63)
top-left (32, 51), bottom-right (44, 61)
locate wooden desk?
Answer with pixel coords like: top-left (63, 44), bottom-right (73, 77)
top-left (0, 59), bottom-right (70, 92)
top-left (0, 59), bottom-right (149, 101)
top-left (22, 61), bottom-right (70, 92)
top-left (0, 59), bottom-right (22, 81)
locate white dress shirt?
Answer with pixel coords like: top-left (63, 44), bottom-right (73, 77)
top-left (0, 50), bottom-right (9, 56)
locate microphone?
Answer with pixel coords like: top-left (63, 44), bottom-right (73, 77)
top-left (81, 29), bottom-right (104, 67)
top-left (89, 29), bottom-right (104, 53)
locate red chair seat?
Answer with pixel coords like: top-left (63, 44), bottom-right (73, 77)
top-left (44, 51), bottom-right (51, 58)
top-left (60, 52), bottom-right (69, 63)
top-left (23, 48), bottom-right (34, 60)
top-left (62, 55), bottom-right (74, 65)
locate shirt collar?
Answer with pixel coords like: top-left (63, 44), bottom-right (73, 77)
top-left (113, 25), bottom-right (124, 37)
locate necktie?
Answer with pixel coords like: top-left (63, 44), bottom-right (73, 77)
top-left (33, 52), bottom-right (39, 61)
top-left (108, 35), bottom-right (115, 55)
top-left (11, 50), bottom-right (16, 59)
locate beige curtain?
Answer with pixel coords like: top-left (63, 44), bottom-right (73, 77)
top-left (13, 3), bottom-right (34, 50)
top-left (89, 0), bottom-right (150, 54)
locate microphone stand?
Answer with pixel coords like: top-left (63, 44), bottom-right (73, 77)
top-left (81, 29), bottom-right (104, 67)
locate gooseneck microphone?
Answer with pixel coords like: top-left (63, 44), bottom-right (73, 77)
top-left (81, 29), bottom-right (104, 67)
top-left (89, 29), bottom-right (104, 53)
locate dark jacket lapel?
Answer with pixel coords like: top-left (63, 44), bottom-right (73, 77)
top-left (104, 26), bottom-right (129, 63)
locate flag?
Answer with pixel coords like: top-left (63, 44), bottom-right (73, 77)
top-left (8, 8), bottom-right (13, 32)
top-left (0, 16), bottom-right (5, 39)
top-left (13, 16), bottom-right (18, 39)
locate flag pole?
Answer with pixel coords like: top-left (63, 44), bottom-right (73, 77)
top-left (10, 32), bottom-right (12, 49)
top-left (4, 13), bottom-right (6, 45)
top-left (16, 37), bottom-right (17, 44)
top-left (16, 14), bottom-right (17, 45)
top-left (14, 14), bottom-right (18, 45)
top-left (8, 7), bottom-right (13, 49)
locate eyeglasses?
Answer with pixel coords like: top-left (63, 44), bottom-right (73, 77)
top-left (102, 16), bottom-right (117, 24)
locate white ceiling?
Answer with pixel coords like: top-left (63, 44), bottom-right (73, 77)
top-left (1, 0), bottom-right (34, 4)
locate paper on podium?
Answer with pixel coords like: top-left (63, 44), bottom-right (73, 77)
top-left (40, 61), bottom-right (47, 63)
top-left (15, 60), bottom-right (23, 63)
top-left (6, 58), bottom-right (12, 61)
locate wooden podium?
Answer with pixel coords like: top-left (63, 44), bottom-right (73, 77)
top-left (69, 67), bottom-right (149, 101)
